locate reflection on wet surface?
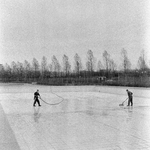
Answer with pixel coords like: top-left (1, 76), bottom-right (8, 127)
top-left (33, 107), bottom-right (41, 123)
top-left (0, 84), bottom-right (150, 150)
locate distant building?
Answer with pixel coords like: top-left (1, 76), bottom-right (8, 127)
top-left (97, 76), bottom-right (106, 81)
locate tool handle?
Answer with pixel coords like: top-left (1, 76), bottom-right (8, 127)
top-left (122, 98), bottom-right (128, 104)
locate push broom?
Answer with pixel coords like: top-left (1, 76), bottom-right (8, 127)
top-left (119, 98), bottom-right (128, 106)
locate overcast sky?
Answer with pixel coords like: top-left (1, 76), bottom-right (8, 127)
top-left (0, 0), bottom-right (150, 69)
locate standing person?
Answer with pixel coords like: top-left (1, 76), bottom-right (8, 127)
top-left (126, 89), bottom-right (133, 106)
top-left (33, 89), bottom-right (41, 107)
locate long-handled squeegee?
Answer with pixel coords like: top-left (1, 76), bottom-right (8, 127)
top-left (119, 98), bottom-right (128, 106)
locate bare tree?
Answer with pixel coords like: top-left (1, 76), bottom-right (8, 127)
top-left (109, 59), bottom-right (116, 71)
top-left (121, 48), bottom-right (131, 72)
top-left (97, 60), bottom-right (103, 72)
top-left (11, 61), bottom-right (17, 75)
top-left (41, 56), bottom-right (48, 78)
top-left (32, 58), bottom-right (39, 71)
top-left (16, 61), bottom-right (24, 79)
top-left (86, 50), bottom-right (95, 72)
top-left (4, 63), bottom-right (11, 79)
top-left (103, 50), bottom-right (110, 71)
top-left (24, 60), bottom-right (31, 80)
top-left (52, 55), bottom-right (61, 77)
top-left (137, 50), bottom-right (148, 71)
top-left (48, 63), bottom-right (52, 72)
top-left (0, 64), bottom-right (5, 78)
top-left (62, 54), bottom-right (71, 76)
top-left (11, 61), bottom-right (18, 80)
top-left (32, 58), bottom-right (40, 78)
top-left (74, 53), bottom-right (82, 75)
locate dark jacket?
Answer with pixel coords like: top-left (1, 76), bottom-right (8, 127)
top-left (34, 92), bottom-right (40, 99)
top-left (127, 91), bottom-right (133, 98)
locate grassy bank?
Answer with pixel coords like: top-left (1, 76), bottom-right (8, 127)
top-left (1, 76), bottom-right (150, 87)
top-left (37, 76), bottom-right (150, 87)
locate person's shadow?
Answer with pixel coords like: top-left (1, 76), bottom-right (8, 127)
top-left (33, 107), bottom-right (41, 123)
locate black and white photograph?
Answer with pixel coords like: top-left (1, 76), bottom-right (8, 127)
top-left (0, 0), bottom-right (150, 149)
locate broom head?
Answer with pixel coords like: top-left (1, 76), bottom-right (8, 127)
top-left (119, 103), bottom-right (124, 106)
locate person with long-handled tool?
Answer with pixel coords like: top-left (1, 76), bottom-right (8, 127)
top-left (119, 98), bottom-right (128, 106)
top-left (33, 89), bottom-right (41, 107)
top-left (126, 89), bottom-right (133, 106)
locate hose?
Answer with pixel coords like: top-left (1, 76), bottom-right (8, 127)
top-left (40, 97), bottom-right (65, 105)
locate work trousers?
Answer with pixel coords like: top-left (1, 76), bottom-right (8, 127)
top-left (128, 97), bottom-right (133, 106)
top-left (33, 98), bottom-right (41, 106)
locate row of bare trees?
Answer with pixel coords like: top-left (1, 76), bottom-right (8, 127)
top-left (0, 49), bottom-right (149, 81)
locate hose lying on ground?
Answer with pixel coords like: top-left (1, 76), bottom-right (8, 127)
top-left (40, 98), bottom-right (65, 105)
top-left (40, 92), bottom-right (66, 105)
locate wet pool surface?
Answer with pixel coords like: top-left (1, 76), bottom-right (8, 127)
top-left (0, 83), bottom-right (150, 150)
